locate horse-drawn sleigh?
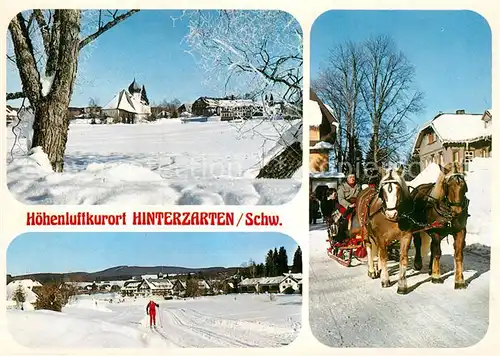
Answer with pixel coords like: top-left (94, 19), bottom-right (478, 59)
top-left (325, 162), bottom-right (469, 294)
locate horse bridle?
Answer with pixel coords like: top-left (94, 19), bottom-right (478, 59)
top-left (443, 173), bottom-right (469, 209)
top-left (378, 179), bottom-right (402, 216)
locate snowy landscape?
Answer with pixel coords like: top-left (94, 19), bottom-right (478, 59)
top-left (309, 159), bottom-right (491, 347)
top-left (6, 118), bottom-right (302, 205)
top-left (7, 292), bottom-right (302, 348)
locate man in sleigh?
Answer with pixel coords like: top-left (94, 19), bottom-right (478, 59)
top-left (328, 173), bottom-right (362, 241)
top-left (326, 173), bottom-right (372, 265)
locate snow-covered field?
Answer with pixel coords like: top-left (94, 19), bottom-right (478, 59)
top-left (7, 293), bottom-right (302, 348)
top-left (309, 159), bottom-right (491, 347)
top-left (6, 119), bottom-right (302, 205)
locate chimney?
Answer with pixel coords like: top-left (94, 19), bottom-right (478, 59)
top-left (456, 109), bottom-right (466, 114)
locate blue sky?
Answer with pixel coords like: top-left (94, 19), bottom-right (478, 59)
top-left (6, 10), bottom-right (229, 107)
top-left (7, 232), bottom-right (299, 275)
top-left (311, 10), bottom-right (492, 129)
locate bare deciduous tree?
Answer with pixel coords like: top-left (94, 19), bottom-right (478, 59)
top-left (178, 10), bottom-right (303, 179)
top-left (312, 41), bottom-right (368, 169)
top-left (312, 34), bottom-right (423, 173)
top-left (360, 35), bottom-right (424, 166)
top-left (7, 10), bottom-right (139, 172)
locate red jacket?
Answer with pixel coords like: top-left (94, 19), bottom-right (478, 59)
top-left (146, 301), bottom-right (159, 315)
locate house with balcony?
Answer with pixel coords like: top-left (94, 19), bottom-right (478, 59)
top-left (412, 109), bottom-right (492, 171)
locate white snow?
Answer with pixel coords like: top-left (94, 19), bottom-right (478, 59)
top-left (407, 162), bottom-right (442, 188)
top-left (7, 293), bottom-right (301, 348)
top-left (464, 158), bottom-right (492, 247)
top-left (308, 99), bottom-right (323, 126)
top-left (6, 279), bottom-right (41, 304)
top-left (41, 74), bottom-right (55, 97)
top-left (310, 141), bottom-right (334, 150)
top-left (309, 157), bottom-right (491, 348)
top-left (426, 113), bottom-right (491, 143)
top-left (6, 120), bottom-right (302, 205)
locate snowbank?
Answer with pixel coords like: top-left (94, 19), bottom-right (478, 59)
top-left (407, 159), bottom-right (491, 248)
top-left (6, 280), bottom-right (41, 304)
top-left (7, 309), bottom-right (171, 348)
top-left (464, 158), bottom-right (491, 247)
top-left (407, 162), bottom-right (442, 188)
top-left (6, 121), bottom-right (301, 205)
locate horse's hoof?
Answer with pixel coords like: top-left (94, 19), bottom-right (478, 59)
top-left (381, 280), bottom-right (390, 288)
top-left (414, 260), bottom-right (422, 271)
top-left (431, 277), bottom-right (443, 284)
top-left (368, 271), bottom-right (378, 279)
top-left (454, 282), bottom-right (467, 290)
top-left (397, 287), bottom-right (408, 295)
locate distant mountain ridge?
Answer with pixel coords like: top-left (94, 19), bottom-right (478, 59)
top-left (8, 265), bottom-right (241, 284)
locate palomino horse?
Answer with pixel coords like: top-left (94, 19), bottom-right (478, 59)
top-left (356, 165), bottom-right (415, 294)
top-left (412, 162), bottom-right (469, 289)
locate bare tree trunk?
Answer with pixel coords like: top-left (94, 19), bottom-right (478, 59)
top-left (373, 121), bottom-right (379, 166)
top-left (257, 141), bottom-right (302, 179)
top-left (31, 11), bottom-right (81, 172)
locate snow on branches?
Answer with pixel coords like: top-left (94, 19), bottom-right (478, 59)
top-left (176, 10), bottom-right (303, 110)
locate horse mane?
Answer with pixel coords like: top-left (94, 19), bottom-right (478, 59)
top-left (429, 169), bottom-right (446, 200)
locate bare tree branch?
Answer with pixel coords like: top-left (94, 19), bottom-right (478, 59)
top-left (33, 9), bottom-right (51, 54)
top-left (8, 13), bottom-right (42, 105)
top-left (79, 10), bottom-right (140, 50)
top-left (6, 92), bottom-right (26, 100)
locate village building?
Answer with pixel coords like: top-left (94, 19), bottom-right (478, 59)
top-left (177, 103), bottom-right (192, 117)
top-left (309, 89), bottom-right (344, 192)
top-left (121, 280), bottom-right (143, 296)
top-left (412, 109), bottom-right (492, 171)
top-left (191, 97), bottom-right (222, 117)
top-left (191, 94), bottom-right (287, 120)
top-left (239, 272), bottom-right (302, 294)
top-left (172, 279), bottom-right (187, 297)
top-left (102, 79), bottom-right (151, 123)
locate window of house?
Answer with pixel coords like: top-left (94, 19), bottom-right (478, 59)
top-left (439, 152), bottom-right (444, 165)
top-left (453, 151), bottom-right (460, 163)
top-left (427, 132), bottom-right (436, 145)
top-left (464, 150), bottom-right (474, 163)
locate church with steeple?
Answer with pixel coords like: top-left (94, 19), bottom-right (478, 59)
top-left (102, 79), bottom-right (152, 123)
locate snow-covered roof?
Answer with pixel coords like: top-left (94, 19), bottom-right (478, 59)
top-left (102, 90), bottom-right (138, 113)
top-left (309, 171), bottom-right (345, 179)
top-left (283, 273), bottom-right (302, 280)
top-left (310, 141), bottom-right (335, 150)
top-left (308, 99), bottom-right (323, 126)
top-left (148, 279), bottom-right (173, 289)
top-left (122, 281), bottom-right (142, 290)
top-left (412, 111), bottom-right (492, 153)
top-left (240, 276), bottom-right (286, 286)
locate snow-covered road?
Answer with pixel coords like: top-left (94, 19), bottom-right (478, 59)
top-left (7, 294), bottom-right (302, 348)
top-left (309, 222), bottom-right (490, 348)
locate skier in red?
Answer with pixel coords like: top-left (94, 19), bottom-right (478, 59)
top-left (146, 300), bottom-right (160, 328)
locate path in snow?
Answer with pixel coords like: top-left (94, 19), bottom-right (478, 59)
top-left (309, 222), bottom-right (490, 348)
top-left (7, 294), bottom-right (301, 348)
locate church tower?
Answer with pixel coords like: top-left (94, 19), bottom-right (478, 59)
top-left (128, 78), bottom-right (142, 102)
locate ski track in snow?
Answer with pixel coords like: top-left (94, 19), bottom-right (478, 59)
top-left (309, 222), bottom-right (490, 348)
top-left (7, 294), bottom-right (302, 348)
